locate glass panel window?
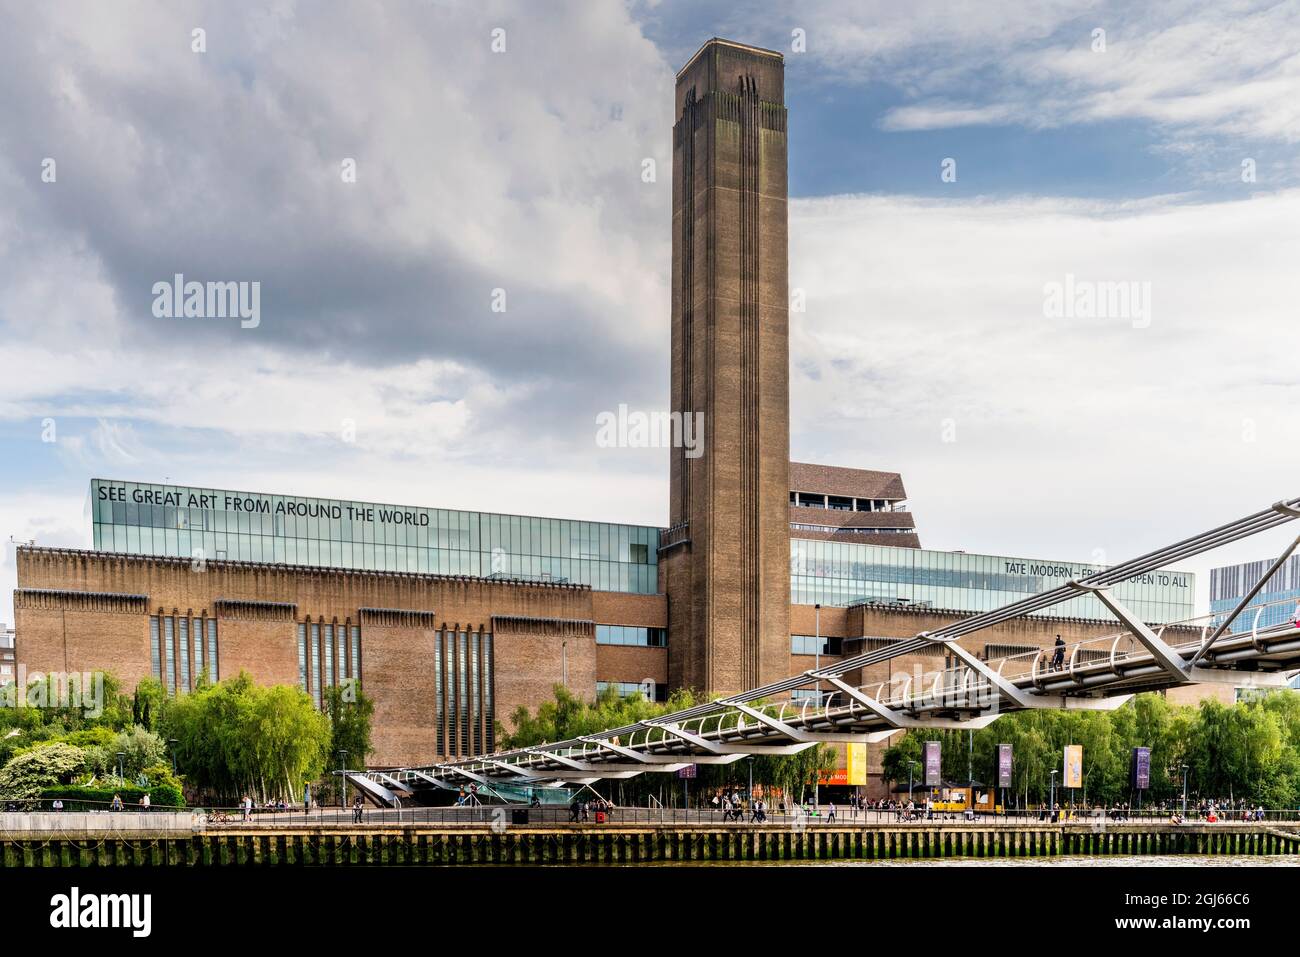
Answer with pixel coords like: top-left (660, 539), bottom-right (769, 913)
top-left (471, 632), bottom-right (481, 755)
top-left (447, 633), bottom-right (457, 756)
top-left (351, 626), bottom-right (361, 684)
top-left (192, 618), bottom-right (204, 681)
top-left (163, 616), bottom-right (175, 694)
top-left (435, 630), bottom-right (444, 755)
top-left (207, 619), bottom-right (218, 682)
top-left (310, 623), bottom-right (321, 709)
top-left (458, 632), bottom-right (468, 757)
top-left (149, 616), bottom-right (161, 680)
top-left (484, 632), bottom-right (494, 753)
top-left (178, 617), bottom-right (190, 691)
top-left (324, 624), bottom-right (334, 689)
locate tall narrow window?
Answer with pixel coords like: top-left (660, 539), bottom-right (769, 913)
top-left (338, 624), bottom-right (348, 686)
top-left (297, 623), bottom-right (308, 692)
top-left (351, 626), bottom-right (360, 683)
top-left (192, 618), bottom-right (203, 682)
top-left (206, 619), bottom-right (218, 681)
top-left (163, 616), bottom-right (175, 694)
top-left (149, 616), bottom-right (161, 680)
top-left (484, 632), bottom-right (494, 753)
top-left (471, 631), bottom-right (481, 755)
top-left (446, 632), bottom-right (457, 756)
top-left (435, 630), bottom-right (444, 755)
top-left (179, 617), bottom-right (191, 691)
top-left (458, 631), bottom-right (469, 756)
top-left (310, 623), bottom-right (321, 709)
top-left (324, 623), bottom-right (334, 690)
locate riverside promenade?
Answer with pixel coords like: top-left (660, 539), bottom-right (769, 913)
top-left (2, 812), bottom-right (1298, 866)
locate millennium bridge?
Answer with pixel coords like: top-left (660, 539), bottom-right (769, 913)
top-left (346, 497), bottom-right (1300, 806)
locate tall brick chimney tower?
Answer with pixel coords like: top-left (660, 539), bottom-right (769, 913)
top-left (662, 39), bottom-right (791, 696)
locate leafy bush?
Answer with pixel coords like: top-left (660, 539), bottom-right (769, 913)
top-left (39, 783), bottom-right (184, 809)
top-left (0, 742), bottom-right (87, 798)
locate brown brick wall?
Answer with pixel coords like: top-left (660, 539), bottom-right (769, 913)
top-left (596, 645), bottom-right (667, 687)
top-left (591, 591), bottom-right (666, 626)
top-left (16, 604), bottom-right (152, 690)
top-left (360, 621), bottom-right (445, 767)
top-left (213, 617), bottom-right (299, 688)
top-left (493, 618), bottom-right (596, 743)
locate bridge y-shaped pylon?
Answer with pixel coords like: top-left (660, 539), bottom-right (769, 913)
top-left (359, 497), bottom-right (1300, 793)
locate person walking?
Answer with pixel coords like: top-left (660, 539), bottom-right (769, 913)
top-left (352, 795), bottom-right (364, 824)
top-left (111, 793), bottom-right (123, 811)
top-left (138, 792), bottom-right (150, 812)
top-left (1051, 635), bottom-right (1066, 671)
top-left (827, 801), bottom-right (837, 823)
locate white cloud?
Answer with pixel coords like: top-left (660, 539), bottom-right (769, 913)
top-left (789, 0), bottom-right (1300, 144)
top-left (788, 187), bottom-right (1300, 605)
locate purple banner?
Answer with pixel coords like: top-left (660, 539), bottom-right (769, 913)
top-left (924, 741), bottom-right (941, 787)
top-left (1131, 747), bottom-right (1151, 790)
top-left (997, 744), bottom-right (1013, 788)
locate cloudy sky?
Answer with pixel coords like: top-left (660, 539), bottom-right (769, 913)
top-left (2, 0), bottom-right (1298, 618)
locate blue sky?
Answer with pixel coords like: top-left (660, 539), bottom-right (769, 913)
top-left (1, 0), bottom-right (1299, 619)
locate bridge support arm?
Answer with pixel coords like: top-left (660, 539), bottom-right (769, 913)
top-left (1076, 584), bottom-right (1191, 682)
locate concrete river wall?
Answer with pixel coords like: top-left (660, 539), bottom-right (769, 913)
top-left (1, 821), bottom-right (1299, 866)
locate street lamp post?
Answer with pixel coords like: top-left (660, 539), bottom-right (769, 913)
top-left (908, 760), bottom-right (919, 806)
top-left (1050, 769), bottom-right (1058, 820)
top-left (116, 751), bottom-right (126, 785)
top-left (1181, 764), bottom-right (1190, 818)
top-left (168, 738), bottom-right (178, 773)
top-left (747, 757), bottom-right (754, 805)
top-left (338, 750), bottom-right (349, 810)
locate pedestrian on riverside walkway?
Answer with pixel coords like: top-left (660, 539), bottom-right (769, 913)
top-left (828, 801), bottom-right (837, 823)
top-left (1052, 635), bottom-right (1066, 671)
top-left (111, 793), bottom-right (123, 811)
top-left (352, 795), bottom-right (364, 824)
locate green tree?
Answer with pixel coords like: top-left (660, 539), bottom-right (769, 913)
top-left (162, 671), bottom-right (331, 804)
top-left (326, 682), bottom-right (375, 773)
top-left (132, 677), bottom-right (166, 730)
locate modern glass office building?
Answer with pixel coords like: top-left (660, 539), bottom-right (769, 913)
top-left (790, 538), bottom-right (1195, 623)
top-left (1210, 555), bottom-right (1300, 632)
top-left (90, 479), bottom-right (661, 594)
